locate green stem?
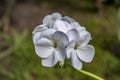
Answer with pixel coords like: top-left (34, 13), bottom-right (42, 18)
top-left (78, 69), bottom-right (104, 80)
top-left (68, 62), bottom-right (104, 80)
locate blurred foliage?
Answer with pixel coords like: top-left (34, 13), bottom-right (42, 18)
top-left (43, 0), bottom-right (120, 10)
top-left (117, 7), bottom-right (120, 41)
top-left (0, 29), bottom-right (120, 80)
top-left (52, 0), bottom-right (95, 9)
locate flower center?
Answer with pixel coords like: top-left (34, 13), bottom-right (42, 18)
top-left (53, 41), bottom-right (57, 48)
top-left (74, 43), bottom-right (78, 50)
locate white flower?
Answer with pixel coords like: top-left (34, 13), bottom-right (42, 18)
top-left (32, 12), bottom-right (95, 69)
top-left (32, 13), bottom-right (77, 44)
top-left (66, 29), bottom-right (95, 70)
top-left (32, 12), bottom-right (62, 41)
top-left (33, 29), bottom-right (69, 67)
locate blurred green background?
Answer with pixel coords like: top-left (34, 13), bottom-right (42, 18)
top-left (0, 0), bottom-right (120, 80)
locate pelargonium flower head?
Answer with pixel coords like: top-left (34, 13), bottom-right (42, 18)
top-left (32, 12), bottom-right (95, 69)
top-left (33, 28), bottom-right (69, 67)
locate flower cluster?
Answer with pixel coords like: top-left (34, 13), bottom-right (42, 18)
top-left (32, 13), bottom-right (95, 70)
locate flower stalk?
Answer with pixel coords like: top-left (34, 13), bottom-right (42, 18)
top-left (68, 62), bottom-right (104, 80)
top-left (78, 70), bottom-right (104, 80)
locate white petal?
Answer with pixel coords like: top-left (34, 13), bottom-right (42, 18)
top-left (53, 31), bottom-right (69, 46)
top-left (41, 50), bottom-right (59, 67)
top-left (43, 13), bottom-right (62, 28)
top-left (76, 45), bottom-right (95, 62)
top-left (43, 15), bottom-right (53, 25)
top-left (66, 29), bottom-right (79, 42)
top-left (52, 12), bottom-right (62, 19)
top-left (34, 38), bottom-right (53, 46)
top-left (62, 16), bottom-right (75, 23)
top-left (56, 43), bottom-right (66, 62)
top-left (34, 38), bottom-right (54, 58)
top-left (53, 20), bottom-right (71, 33)
top-left (78, 29), bottom-right (92, 46)
top-left (71, 50), bottom-right (83, 70)
top-left (41, 29), bottom-right (56, 40)
top-left (35, 45), bottom-right (54, 58)
top-left (70, 22), bottom-right (83, 31)
top-left (33, 32), bottom-right (41, 44)
top-left (32, 24), bottom-right (48, 35)
top-left (32, 25), bottom-right (48, 44)
top-left (66, 41), bottom-right (75, 59)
